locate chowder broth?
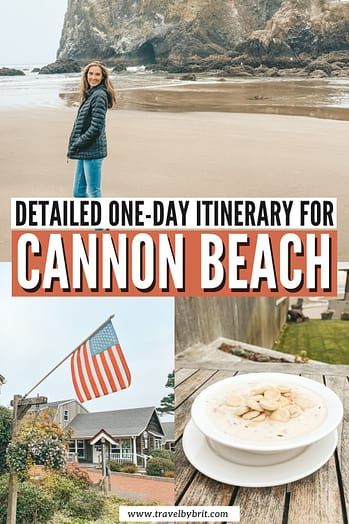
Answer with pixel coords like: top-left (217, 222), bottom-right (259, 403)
top-left (204, 382), bottom-right (327, 443)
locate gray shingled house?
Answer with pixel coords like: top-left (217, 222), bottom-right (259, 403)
top-left (29, 399), bottom-right (88, 429)
top-left (161, 421), bottom-right (175, 451)
top-left (66, 406), bottom-right (165, 467)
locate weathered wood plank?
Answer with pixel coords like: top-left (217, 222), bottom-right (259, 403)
top-left (175, 438), bottom-right (197, 503)
top-left (234, 486), bottom-right (286, 524)
top-left (287, 457), bottom-right (343, 524)
top-left (176, 368), bottom-right (199, 388)
top-left (287, 374), bottom-right (343, 524)
top-left (176, 368), bottom-right (217, 408)
top-left (326, 375), bottom-right (349, 518)
top-left (179, 472), bottom-right (234, 506)
top-left (177, 360), bottom-right (349, 377)
top-left (175, 370), bottom-right (235, 440)
top-left (324, 375), bottom-right (347, 461)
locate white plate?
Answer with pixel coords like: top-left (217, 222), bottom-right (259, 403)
top-left (183, 419), bottom-right (338, 487)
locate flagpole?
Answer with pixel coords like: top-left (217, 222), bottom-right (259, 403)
top-left (23, 314), bottom-right (115, 399)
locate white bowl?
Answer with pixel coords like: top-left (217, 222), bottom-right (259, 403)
top-left (191, 372), bottom-right (343, 466)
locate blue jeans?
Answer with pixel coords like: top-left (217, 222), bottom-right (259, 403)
top-left (73, 159), bottom-right (103, 198)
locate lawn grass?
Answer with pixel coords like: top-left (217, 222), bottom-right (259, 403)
top-left (273, 320), bottom-right (349, 364)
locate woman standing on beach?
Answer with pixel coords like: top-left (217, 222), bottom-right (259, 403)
top-left (68, 62), bottom-right (116, 197)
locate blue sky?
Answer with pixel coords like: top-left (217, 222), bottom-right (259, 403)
top-left (0, 0), bottom-right (68, 64)
top-left (0, 264), bottom-right (174, 418)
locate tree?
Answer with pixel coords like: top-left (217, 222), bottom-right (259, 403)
top-left (0, 406), bottom-right (12, 474)
top-left (158, 371), bottom-right (174, 415)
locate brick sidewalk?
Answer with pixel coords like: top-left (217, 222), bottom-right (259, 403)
top-left (87, 470), bottom-right (174, 504)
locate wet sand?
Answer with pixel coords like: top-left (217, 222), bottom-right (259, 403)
top-left (1, 103), bottom-right (349, 260)
top-left (115, 79), bottom-right (349, 121)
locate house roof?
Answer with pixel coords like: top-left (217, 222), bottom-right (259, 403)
top-left (162, 421), bottom-right (174, 441)
top-left (67, 406), bottom-right (162, 438)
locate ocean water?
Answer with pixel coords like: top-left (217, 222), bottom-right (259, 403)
top-left (1, 63), bottom-right (349, 118)
top-left (0, 63), bottom-right (193, 109)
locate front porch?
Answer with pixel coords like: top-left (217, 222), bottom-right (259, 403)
top-left (68, 429), bottom-right (163, 469)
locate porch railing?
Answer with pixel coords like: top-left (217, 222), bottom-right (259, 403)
top-left (110, 453), bottom-right (133, 463)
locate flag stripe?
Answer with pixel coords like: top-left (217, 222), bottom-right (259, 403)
top-left (108, 347), bottom-right (126, 389)
top-left (116, 344), bottom-right (131, 386)
top-left (82, 344), bottom-right (100, 398)
top-left (85, 342), bottom-right (104, 397)
top-left (100, 351), bottom-right (117, 391)
top-left (72, 349), bottom-right (85, 403)
top-left (95, 354), bottom-right (113, 394)
top-left (80, 345), bottom-right (94, 400)
top-left (105, 346), bottom-right (125, 391)
top-left (71, 352), bottom-right (83, 403)
top-left (91, 355), bottom-right (109, 396)
top-left (76, 346), bottom-right (92, 401)
top-left (105, 349), bottom-right (121, 391)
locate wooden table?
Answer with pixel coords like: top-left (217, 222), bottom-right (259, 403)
top-left (175, 360), bottom-right (349, 524)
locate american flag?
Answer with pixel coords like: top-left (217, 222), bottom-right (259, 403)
top-left (70, 320), bottom-right (131, 403)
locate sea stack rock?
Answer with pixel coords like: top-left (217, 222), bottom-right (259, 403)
top-left (0, 67), bottom-right (25, 76)
top-left (57, 0), bottom-right (283, 68)
top-left (56, 0), bottom-right (349, 72)
top-left (39, 59), bottom-right (81, 74)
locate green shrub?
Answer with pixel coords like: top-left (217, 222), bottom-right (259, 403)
top-left (146, 457), bottom-right (174, 476)
top-left (69, 489), bottom-right (105, 519)
top-left (109, 460), bottom-right (122, 472)
top-left (47, 474), bottom-right (83, 508)
top-left (0, 476), bottom-right (55, 524)
top-left (149, 449), bottom-right (174, 462)
top-left (121, 464), bottom-right (137, 474)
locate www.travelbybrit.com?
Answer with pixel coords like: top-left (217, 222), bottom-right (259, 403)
top-left (119, 505), bottom-right (240, 522)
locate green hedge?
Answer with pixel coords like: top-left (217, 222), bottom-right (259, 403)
top-left (0, 476), bottom-right (55, 524)
top-left (69, 489), bottom-right (105, 519)
top-left (146, 457), bottom-right (174, 477)
top-left (149, 449), bottom-right (174, 461)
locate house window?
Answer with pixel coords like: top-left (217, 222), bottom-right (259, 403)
top-left (154, 438), bottom-right (162, 449)
top-left (121, 439), bottom-right (132, 451)
top-left (168, 442), bottom-right (175, 452)
top-left (77, 440), bottom-right (85, 458)
top-left (110, 443), bottom-right (120, 455)
top-left (63, 410), bottom-right (69, 422)
top-left (68, 440), bottom-right (85, 458)
top-left (110, 439), bottom-right (132, 459)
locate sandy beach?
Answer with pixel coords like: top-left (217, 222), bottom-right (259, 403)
top-left (1, 101), bottom-right (349, 260)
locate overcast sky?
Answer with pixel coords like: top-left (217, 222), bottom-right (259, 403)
top-left (0, 264), bottom-right (174, 418)
top-left (0, 0), bottom-right (68, 65)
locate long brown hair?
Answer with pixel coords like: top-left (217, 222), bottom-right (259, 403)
top-left (80, 61), bottom-right (117, 108)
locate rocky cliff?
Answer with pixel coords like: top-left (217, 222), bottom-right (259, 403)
top-left (239, 0), bottom-right (349, 60)
top-left (57, 0), bottom-right (349, 70)
top-left (57, 0), bottom-right (283, 67)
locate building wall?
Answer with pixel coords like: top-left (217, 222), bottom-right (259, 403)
top-left (175, 297), bottom-right (288, 353)
top-left (55, 401), bottom-right (88, 429)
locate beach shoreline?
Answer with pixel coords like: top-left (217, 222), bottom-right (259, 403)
top-left (1, 105), bottom-right (348, 261)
